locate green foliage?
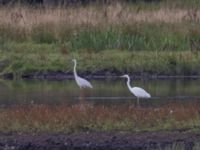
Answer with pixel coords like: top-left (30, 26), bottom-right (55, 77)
top-left (0, 23), bottom-right (195, 52)
top-left (31, 25), bottom-right (57, 44)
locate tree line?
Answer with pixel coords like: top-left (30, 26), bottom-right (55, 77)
top-left (0, 0), bottom-right (162, 5)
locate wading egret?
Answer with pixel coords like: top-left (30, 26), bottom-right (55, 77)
top-left (72, 59), bottom-right (93, 89)
top-left (121, 74), bottom-right (151, 104)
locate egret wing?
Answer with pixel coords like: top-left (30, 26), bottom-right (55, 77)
top-left (132, 87), bottom-right (151, 98)
top-left (77, 76), bottom-right (93, 88)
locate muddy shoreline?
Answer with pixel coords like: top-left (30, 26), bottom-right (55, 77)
top-left (3, 71), bottom-right (200, 80)
top-left (0, 131), bottom-right (199, 150)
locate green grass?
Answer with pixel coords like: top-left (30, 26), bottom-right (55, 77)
top-left (0, 23), bottom-right (196, 52)
top-left (1, 23), bottom-right (200, 52)
top-left (1, 48), bottom-right (200, 77)
top-left (68, 25), bottom-right (189, 52)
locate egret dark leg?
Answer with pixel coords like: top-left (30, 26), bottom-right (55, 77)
top-left (79, 88), bottom-right (86, 102)
top-left (79, 88), bottom-right (93, 109)
top-left (128, 98), bottom-right (134, 108)
top-left (137, 97), bottom-right (140, 108)
top-left (78, 88), bottom-right (87, 111)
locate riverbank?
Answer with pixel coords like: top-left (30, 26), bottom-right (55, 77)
top-left (0, 131), bottom-right (199, 150)
top-left (1, 50), bottom-right (200, 79)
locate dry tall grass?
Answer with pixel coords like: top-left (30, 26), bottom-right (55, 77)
top-left (0, 4), bottom-right (200, 32)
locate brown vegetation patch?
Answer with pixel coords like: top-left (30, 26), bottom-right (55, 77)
top-left (0, 102), bottom-right (200, 132)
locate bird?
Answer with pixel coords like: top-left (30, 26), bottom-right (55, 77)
top-left (72, 59), bottom-right (93, 89)
top-left (121, 74), bottom-right (151, 104)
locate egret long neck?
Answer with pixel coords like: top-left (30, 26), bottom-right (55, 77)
top-left (126, 76), bottom-right (132, 91)
top-left (73, 61), bottom-right (78, 78)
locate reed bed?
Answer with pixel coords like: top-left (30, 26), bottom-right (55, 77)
top-left (1, 2), bottom-right (200, 28)
top-left (0, 6), bottom-right (198, 28)
top-left (0, 102), bottom-right (199, 133)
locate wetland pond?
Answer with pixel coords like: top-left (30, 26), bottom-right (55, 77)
top-left (0, 78), bottom-right (200, 107)
top-left (0, 78), bottom-right (200, 150)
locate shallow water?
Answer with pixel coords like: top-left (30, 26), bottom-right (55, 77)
top-left (0, 78), bottom-right (200, 107)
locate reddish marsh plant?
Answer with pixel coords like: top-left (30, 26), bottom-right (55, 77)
top-left (0, 102), bottom-right (199, 133)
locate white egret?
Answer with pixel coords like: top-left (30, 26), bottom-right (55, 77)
top-left (72, 59), bottom-right (93, 89)
top-left (121, 74), bottom-right (151, 105)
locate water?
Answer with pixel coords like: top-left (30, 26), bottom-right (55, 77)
top-left (0, 78), bottom-right (200, 107)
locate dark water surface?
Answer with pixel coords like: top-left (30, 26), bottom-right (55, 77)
top-left (0, 78), bottom-right (200, 107)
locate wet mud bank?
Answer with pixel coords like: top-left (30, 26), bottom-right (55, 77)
top-left (3, 71), bottom-right (200, 80)
top-left (0, 131), bottom-right (200, 150)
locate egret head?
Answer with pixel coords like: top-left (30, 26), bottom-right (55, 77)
top-left (120, 74), bottom-right (129, 79)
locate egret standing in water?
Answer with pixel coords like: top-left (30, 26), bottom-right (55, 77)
top-left (121, 74), bottom-right (151, 106)
top-left (72, 59), bottom-right (93, 89)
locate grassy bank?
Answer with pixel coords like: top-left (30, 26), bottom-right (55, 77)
top-left (1, 50), bottom-right (200, 78)
top-left (0, 102), bottom-right (199, 133)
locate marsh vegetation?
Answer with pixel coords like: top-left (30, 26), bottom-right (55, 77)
top-left (0, 1), bottom-right (200, 77)
top-left (0, 102), bottom-right (200, 133)
top-left (0, 1), bottom-right (200, 146)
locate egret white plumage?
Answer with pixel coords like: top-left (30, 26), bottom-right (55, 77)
top-left (121, 74), bottom-right (151, 102)
top-left (72, 59), bottom-right (93, 89)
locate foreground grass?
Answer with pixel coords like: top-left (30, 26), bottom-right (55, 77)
top-left (1, 50), bottom-right (200, 77)
top-left (0, 102), bottom-right (200, 133)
